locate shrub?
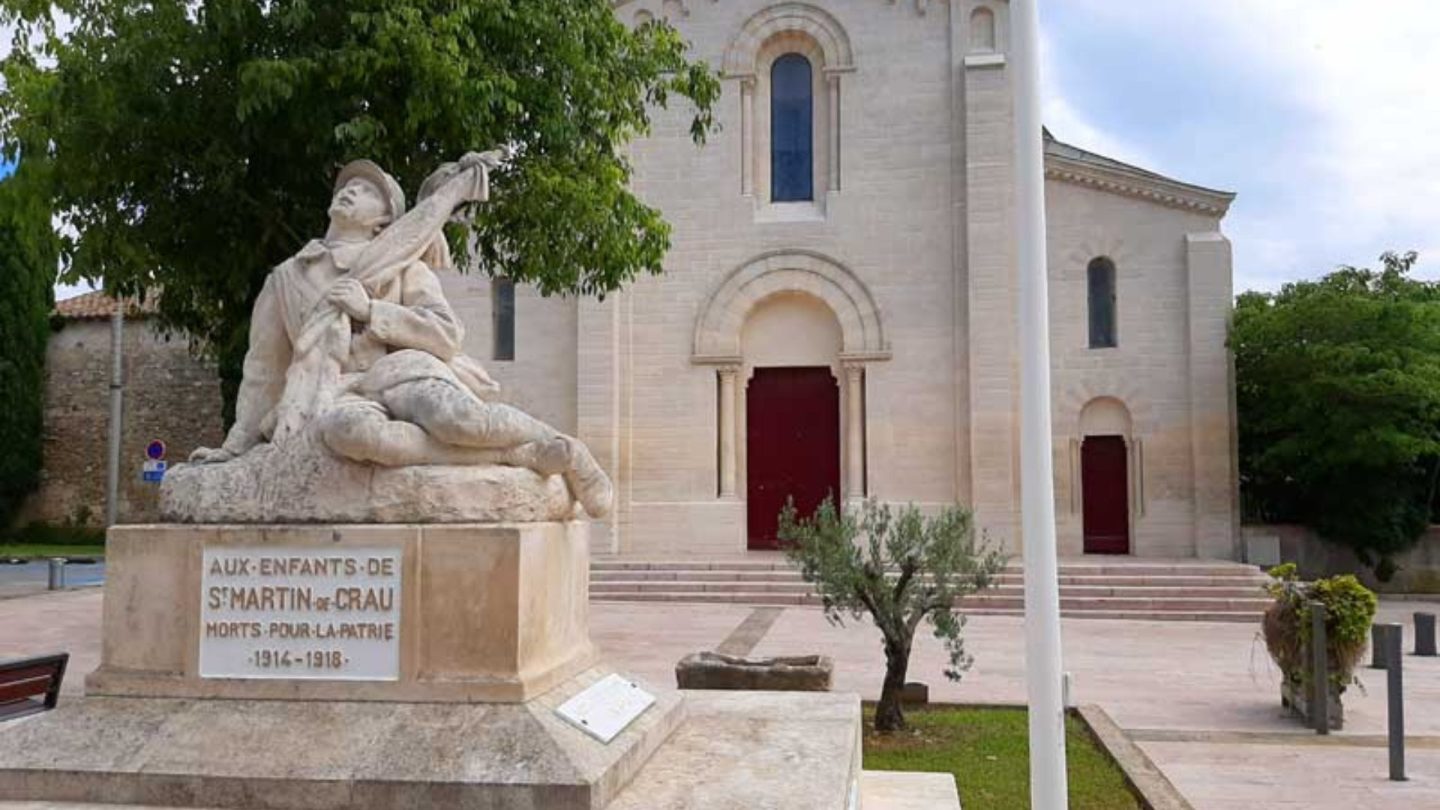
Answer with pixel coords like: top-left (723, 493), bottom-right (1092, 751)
top-left (1261, 563), bottom-right (1378, 693)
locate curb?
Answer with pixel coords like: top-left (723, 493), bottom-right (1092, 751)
top-left (1076, 704), bottom-right (1193, 810)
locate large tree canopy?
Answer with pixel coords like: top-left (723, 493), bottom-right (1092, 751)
top-left (0, 163), bottom-right (57, 529)
top-left (0, 0), bottom-right (720, 417)
top-left (1233, 251), bottom-right (1440, 577)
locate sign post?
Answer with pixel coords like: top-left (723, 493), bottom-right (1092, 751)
top-left (142, 440), bottom-right (168, 484)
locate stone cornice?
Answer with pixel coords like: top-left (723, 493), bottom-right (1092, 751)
top-left (612, 0), bottom-right (936, 19)
top-left (1044, 153), bottom-right (1236, 218)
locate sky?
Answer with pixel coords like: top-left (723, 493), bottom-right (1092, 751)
top-left (1040, 0), bottom-right (1440, 293)
top-left (36, 0), bottom-right (1440, 300)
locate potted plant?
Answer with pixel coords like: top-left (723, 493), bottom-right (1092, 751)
top-left (1261, 564), bottom-right (1377, 729)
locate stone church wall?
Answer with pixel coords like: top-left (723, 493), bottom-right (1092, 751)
top-left (437, 270), bottom-right (579, 436)
top-left (1045, 181), bottom-right (1237, 558)
top-left (598, 0), bottom-right (963, 555)
top-left (24, 318), bottom-right (224, 527)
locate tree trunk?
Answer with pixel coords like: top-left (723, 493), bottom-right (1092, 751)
top-left (874, 638), bottom-right (911, 733)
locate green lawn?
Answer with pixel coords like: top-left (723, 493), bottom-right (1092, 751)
top-left (863, 705), bottom-right (1142, 810)
top-left (0, 544), bottom-right (106, 560)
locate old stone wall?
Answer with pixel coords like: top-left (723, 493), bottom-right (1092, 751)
top-left (24, 318), bottom-right (224, 527)
top-left (1246, 524), bottom-right (1440, 595)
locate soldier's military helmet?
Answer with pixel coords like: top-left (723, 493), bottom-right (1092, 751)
top-left (334, 159), bottom-right (406, 221)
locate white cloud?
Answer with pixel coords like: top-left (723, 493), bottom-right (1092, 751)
top-left (1041, 0), bottom-right (1440, 291)
top-left (1037, 29), bottom-right (1156, 170)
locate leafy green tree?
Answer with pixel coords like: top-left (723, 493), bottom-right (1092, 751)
top-left (779, 497), bottom-right (1006, 733)
top-left (0, 163), bottom-right (58, 529)
top-left (1233, 251), bottom-right (1440, 578)
top-left (0, 1), bottom-right (719, 421)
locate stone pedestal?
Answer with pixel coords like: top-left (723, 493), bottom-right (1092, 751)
top-left (89, 523), bottom-right (596, 703)
top-left (0, 522), bottom-right (950, 808)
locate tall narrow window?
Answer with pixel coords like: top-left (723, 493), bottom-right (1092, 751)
top-left (1087, 257), bottom-right (1118, 348)
top-left (493, 277), bottom-right (515, 361)
top-left (771, 54), bottom-right (814, 202)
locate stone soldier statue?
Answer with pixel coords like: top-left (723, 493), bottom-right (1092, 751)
top-left (180, 152), bottom-right (612, 520)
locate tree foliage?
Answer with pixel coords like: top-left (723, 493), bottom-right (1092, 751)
top-left (1233, 252), bottom-right (1440, 577)
top-left (0, 0), bottom-right (720, 420)
top-left (779, 497), bottom-right (1006, 733)
top-left (0, 163), bottom-right (58, 529)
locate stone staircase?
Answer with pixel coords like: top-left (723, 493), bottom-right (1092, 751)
top-left (590, 558), bottom-right (1273, 622)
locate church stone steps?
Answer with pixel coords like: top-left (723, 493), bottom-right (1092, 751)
top-left (590, 580), bottom-right (1267, 600)
top-left (592, 559), bottom-right (1262, 577)
top-left (591, 590), bottom-right (1266, 622)
top-left (590, 558), bottom-right (1272, 622)
top-left (590, 564), bottom-right (1267, 582)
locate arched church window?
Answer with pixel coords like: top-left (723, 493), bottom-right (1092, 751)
top-left (770, 53), bottom-right (814, 203)
top-left (493, 277), bottom-right (515, 361)
top-left (1088, 257), bottom-right (1118, 348)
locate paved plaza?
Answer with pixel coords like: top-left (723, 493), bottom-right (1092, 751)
top-left (2, 586), bottom-right (1437, 809)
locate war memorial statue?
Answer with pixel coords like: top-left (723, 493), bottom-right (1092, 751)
top-left (0, 151), bottom-right (910, 810)
top-left (162, 152), bottom-right (613, 523)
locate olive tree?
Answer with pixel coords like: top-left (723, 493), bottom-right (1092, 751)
top-left (778, 497), bottom-right (1006, 733)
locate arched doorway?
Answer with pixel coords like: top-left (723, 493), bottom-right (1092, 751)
top-left (741, 292), bottom-right (843, 550)
top-left (691, 250), bottom-right (891, 552)
top-left (746, 367), bottom-right (840, 549)
top-left (1079, 398), bottom-right (1133, 555)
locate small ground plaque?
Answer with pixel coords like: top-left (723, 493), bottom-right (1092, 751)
top-left (199, 546), bottom-right (402, 681)
top-left (556, 674), bottom-right (656, 743)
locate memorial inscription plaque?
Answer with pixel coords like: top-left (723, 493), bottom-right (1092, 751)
top-left (556, 673), bottom-right (657, 743)
top-left (199, 547), bottom-right (402, 681)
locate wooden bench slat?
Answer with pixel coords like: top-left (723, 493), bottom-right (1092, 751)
top-left (0, 677), bottom-right (56, 703)
top-left (0, 653), bottom-right (68, 721)
top-left (0, 663), bottom-right (64, 683)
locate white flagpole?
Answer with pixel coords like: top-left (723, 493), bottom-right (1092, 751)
top-left (1012, 1), bottom-right (1070, 807)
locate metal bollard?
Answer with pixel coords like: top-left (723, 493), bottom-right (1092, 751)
top-left (1310, 601), bottom-right (1329, 735)
top-left (1416, 613), bottom-right (1437, 657)
top-left (1372, 623), bottom-right (1403, 670)
top-left (1384, 622), bottom-right (1406, 781)
top-left (47, 558), bottom-right (68, 590)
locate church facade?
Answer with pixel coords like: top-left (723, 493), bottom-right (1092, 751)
top-left (439, 0), bottom-right (1241, 559)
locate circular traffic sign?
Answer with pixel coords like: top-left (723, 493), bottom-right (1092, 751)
top-left (146, 440), bottom-right (167, 461)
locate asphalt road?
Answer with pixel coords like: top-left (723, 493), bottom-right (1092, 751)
top-left (0, 558), bottom-right (106, 590)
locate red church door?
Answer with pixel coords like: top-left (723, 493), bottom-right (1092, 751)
top-left (746, 367), bottom-right (841, 551)
top-left (1082, 435), bottom-right (1131, 555)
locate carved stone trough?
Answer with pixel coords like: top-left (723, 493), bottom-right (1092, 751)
top-left (675, 652), bottom-right (833, 692)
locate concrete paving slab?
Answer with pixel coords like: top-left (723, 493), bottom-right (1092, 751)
top-left (3, 587), bottom-right (1438, 810)
top-left (860, 771), bottom-right (961, 809)
top-left (1139, 740), bottom-right (1440, 810)
top-left (748, 598), bottom-right (1440, 736)
top-left (607, 690), bottom-right (861, 810)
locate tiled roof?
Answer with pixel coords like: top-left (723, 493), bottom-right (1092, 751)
top-left (1043, 128), bottom-right (1236, 216)
top-left (53, 291), bottom-right (159, 320)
